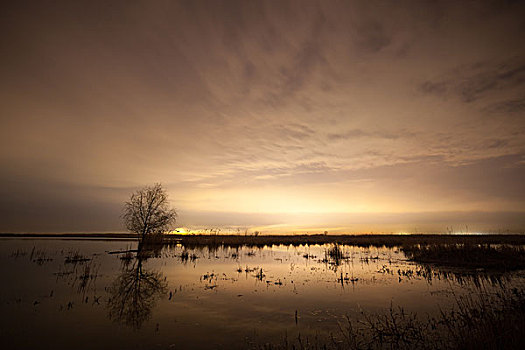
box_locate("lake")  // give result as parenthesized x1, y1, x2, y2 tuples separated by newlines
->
(0, 238, 522, 349)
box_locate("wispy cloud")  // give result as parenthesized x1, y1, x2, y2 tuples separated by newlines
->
(419, 59, 525, 102)
(1, 1, 525, 231)
(484, 96, 525, 114)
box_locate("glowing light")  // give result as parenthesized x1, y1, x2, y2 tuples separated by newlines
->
(170, 227, 190, 235)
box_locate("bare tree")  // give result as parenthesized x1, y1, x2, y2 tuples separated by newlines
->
(123, 183, 177, 242)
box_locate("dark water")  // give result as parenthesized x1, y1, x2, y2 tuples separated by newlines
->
(0, 238, 522, 349)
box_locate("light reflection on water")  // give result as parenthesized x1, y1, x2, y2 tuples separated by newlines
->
(0, 239, 522, 349)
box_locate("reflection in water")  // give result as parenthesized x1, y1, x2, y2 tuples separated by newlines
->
(322, 243, 348, 268)
(2, 240, 524, 350)
(107, 253, 167, 329)
(376, 263, 511, 288)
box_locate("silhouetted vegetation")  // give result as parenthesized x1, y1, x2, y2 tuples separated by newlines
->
(64, 250, 91, 264)
(161, 235, 525, 272)
(3, 232, 524, 249)
(377, 264, 511, 288)
(3, 236, 525, 349)
(259, 287, 525, 349)
(163, 234, 525, 249)
(401, 243, 525, 271)
(323, 244, 349, 266)
(122, 183, 177, 243)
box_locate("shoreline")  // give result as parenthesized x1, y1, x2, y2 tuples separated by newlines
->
(2, 232, 525, 246)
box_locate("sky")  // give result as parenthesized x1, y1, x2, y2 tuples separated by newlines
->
(1, 0, 525, 233)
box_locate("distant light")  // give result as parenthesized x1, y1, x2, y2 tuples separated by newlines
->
(170, 227, 189, 234)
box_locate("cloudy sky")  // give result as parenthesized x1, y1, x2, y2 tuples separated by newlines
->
(1, 1, 525, 233)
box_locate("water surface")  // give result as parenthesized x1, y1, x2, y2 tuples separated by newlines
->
(0, 238, 521, 349)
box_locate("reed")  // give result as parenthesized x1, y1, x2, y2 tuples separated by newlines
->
(163, 234, 525, 249)
(259, 287, 525, 349)
(402, 243, 525, 271)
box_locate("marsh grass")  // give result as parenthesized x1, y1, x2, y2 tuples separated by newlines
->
(74, 260, 100, 294)
(258, 287, 525, 349)
(64, 250, 91, 264)
(180, 250, 198, 263)
(9, 248, 27, 258)
(164, 234, 525, 249)
(165, 235, 525, 272)
(25, 247, 53, 265)
(326, 244, 346, 260)
(377, 264, 511, 288)
(437, 287, 525, 349)
(323, 244, 350, 267)
(402, 244, 525, 271)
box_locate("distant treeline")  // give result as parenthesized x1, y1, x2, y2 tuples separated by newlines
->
(2, 233, 525, 247)
(0, 233, 137, 239)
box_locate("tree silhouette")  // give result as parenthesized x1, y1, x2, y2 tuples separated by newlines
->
(122, 183, 177, 243)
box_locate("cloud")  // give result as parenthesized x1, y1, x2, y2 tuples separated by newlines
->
(327, 129, 411, 141)
(354, 21, 391, 53)
(1, 1, 525, 231)
(484, 96, 525, 114)
(276, 123, 317, 141)
(419, 59, 525, 102)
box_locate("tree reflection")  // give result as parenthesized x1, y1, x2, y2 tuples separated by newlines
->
(107, 251, 167, 330)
